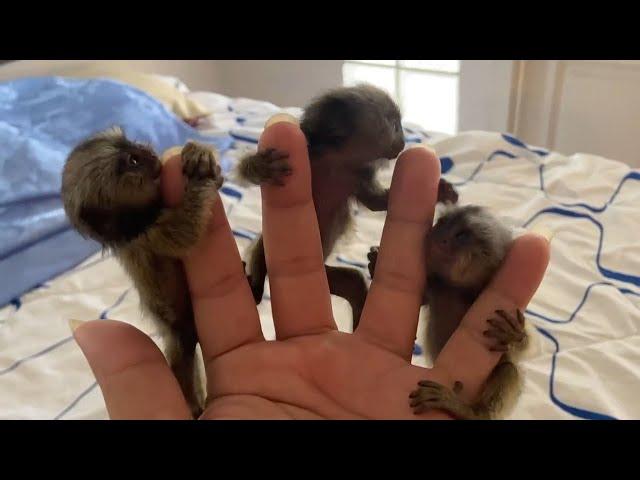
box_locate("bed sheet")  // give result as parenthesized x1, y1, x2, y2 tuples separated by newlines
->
(1, 90, 639, 420)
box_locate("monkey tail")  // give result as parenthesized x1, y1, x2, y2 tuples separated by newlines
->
(246, 236, 267, 304)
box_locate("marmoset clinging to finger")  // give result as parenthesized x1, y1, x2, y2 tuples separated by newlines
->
(368, 204, 531, 419)
(237, 84, 459, 329)
(61, 127, 223, 418)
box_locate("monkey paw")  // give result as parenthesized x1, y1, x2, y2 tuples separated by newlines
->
(367, 246, 379, 278)
(182, 141, 223, 187)
(409, 380, 473, 419)
(437, 179, 459, 205)
(483, 309, 527, 353)
(246, 148, 292, 186)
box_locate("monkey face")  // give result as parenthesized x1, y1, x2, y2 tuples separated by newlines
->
(113, 142, 162, 203)
(354, 86, 405, 162)
(427, 205, 508, 289)
(61, 127, 163, 246)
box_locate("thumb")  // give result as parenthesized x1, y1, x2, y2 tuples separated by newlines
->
(71, 319, 192, 419)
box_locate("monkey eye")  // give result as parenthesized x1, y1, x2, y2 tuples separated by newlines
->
(454, 229, 471, 243)
(126, 154, 140, 168)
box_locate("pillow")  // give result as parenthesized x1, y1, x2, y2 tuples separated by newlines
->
(62, 65, 211, 121)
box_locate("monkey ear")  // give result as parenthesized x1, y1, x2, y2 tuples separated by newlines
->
(302, 96, 354, 153)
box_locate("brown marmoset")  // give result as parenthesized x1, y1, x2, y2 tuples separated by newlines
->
(368, 204, 530, 419)
(237, 84, 459, 329)
(61, 127, 223, 418)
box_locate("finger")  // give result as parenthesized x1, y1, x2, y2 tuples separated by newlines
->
(161, 152, 186, 208)
(259, 115, 336, 339)
(161, 155, 264, 364)
(356, 145, 440, 359)
(71, 319, 191, 419)
(433, 233, 550, 401)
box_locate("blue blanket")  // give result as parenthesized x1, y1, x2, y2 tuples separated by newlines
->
(0, 77, 233, 306)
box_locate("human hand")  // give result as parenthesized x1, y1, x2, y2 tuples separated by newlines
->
(71, 115, 549, 419)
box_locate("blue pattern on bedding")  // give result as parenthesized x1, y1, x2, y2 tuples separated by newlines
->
(546, 169, 640, 213)
(0, 77, 233, 307)
(439, 156, 454, 174)
(536, 327, 617, 420)
(527, 281, 640, 324)
(523, 207, 640, 288)
(451, 150, 518, 186)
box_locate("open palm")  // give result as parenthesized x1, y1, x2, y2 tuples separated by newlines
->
(72, 117, 549, 420)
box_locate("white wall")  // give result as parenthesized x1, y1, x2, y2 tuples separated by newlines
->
(512, 60, 640, 165)
(215, 60, 344, 107)
(0, 60, 344, 108)
(458, 60, 516, 133)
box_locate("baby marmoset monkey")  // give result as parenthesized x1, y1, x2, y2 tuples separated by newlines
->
(61, 127, 223, 418)
(238, 84, 458, 328)
(369, 204, 530, 419)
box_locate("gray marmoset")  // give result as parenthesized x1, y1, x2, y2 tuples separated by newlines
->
(61, 127, 223, 418)
(237, 84, 459, 329)
(368, 204, 530, 419)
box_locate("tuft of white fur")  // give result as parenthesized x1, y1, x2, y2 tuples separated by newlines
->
(91, 125, 124, 140)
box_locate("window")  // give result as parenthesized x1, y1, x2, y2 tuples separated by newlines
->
(342, 60, 460, 134)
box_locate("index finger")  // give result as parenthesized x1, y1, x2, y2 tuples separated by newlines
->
(161, 154, 264, 363)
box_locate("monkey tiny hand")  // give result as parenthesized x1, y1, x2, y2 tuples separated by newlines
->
(437, 178, 459, 204)
(238, 148, 292, 186)
(409, 380, 478, 419)
(483, 309, 527, 353)
(182, 141, 224, 189)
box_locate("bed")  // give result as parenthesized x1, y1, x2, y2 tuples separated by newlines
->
(0, 69, 638, 420)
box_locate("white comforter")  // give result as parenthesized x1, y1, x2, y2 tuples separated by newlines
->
(1, 90, 638, 420)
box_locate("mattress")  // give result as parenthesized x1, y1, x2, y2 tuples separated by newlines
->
(0, 84, 638, 420)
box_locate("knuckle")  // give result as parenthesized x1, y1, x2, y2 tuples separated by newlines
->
(269, 254, 323, 278)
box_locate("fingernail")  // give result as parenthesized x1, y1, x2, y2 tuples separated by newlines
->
(68, 319, 86, 334)
(404, 143, 437, 155)
(265, 113, 299, 129)
(161, 146, 184, 163)
(529, 225, 555, 243)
